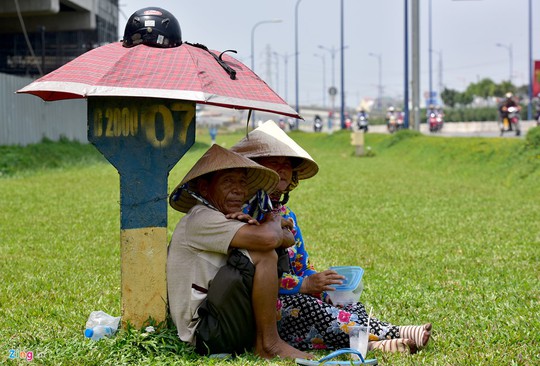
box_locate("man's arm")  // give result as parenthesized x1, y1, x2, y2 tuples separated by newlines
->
(230, 212, 294, 252)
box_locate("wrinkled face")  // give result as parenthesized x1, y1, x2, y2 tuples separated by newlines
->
(198, 168, 249, 214)
(254, 156, 293, 192)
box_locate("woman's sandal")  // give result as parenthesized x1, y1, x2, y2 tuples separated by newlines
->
(295, 348, 378, 365)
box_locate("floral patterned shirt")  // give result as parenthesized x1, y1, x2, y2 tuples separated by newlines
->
(242, 201, 318, 295)
(275, 204, 318, 295)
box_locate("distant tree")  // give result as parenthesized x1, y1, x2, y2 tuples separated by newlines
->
(441, 87, 458, 108)
(515, 84, 529, 99)
(494, 81, 515, 97)
(466, 78, 497, 99)
(456, 90, 474, 106)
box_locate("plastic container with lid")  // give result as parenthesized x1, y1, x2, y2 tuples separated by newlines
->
(326, 266, 364, 306)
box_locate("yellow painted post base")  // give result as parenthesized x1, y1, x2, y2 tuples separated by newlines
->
(120, 227, 168, 328)
(351, 131, 365, 156)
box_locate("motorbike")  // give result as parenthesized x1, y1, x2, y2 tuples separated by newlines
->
(313, 117, 323, 132)
(396, 113, 404, 131)
(357, 114, 369, 132)
(387, 114, 398, 133)
(288, 118, 296, 131)
(345, 117, 352, 130)
(428, 112, 443, 132)
(499, 106, 521, 136)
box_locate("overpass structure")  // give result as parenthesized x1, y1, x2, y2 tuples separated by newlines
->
(0, 0, 118, 76)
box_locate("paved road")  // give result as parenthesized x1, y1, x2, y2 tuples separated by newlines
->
(367, 121, 536, 139)
(304, 120, 537, 139)
(195, 105, 537, 138)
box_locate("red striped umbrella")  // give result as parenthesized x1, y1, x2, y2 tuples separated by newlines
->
(17, 42, 301, 119)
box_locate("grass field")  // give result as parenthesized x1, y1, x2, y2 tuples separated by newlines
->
(1, 128, 539, 365)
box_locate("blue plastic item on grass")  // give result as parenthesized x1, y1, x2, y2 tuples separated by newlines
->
(295, 347, 377, 365)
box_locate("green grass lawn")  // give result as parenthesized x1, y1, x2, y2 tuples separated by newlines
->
(1, 128, 539, 365)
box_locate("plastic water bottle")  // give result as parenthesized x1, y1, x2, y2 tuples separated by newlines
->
(84, 310, 120, 341)
(84, 325, 114, 341)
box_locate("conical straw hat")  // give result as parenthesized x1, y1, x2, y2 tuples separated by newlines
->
(169, 144, 279, 213)
(231, 120, 319, 180)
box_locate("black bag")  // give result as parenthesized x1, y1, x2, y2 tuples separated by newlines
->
(195, 249, 256, 355)
(276, 248, 291, 278)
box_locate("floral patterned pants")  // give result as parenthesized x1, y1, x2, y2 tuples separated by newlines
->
(277, 293, 399, 351)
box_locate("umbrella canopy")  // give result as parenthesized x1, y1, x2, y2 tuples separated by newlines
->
(17, 42, 301, 119)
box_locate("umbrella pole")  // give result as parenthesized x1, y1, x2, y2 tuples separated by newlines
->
(88, 97, 196, 328)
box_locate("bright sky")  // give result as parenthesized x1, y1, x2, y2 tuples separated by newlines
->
(118, 0, 538, 109)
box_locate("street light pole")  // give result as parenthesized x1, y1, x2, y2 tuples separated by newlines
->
(314, 53, 327, 108)
(275, 52, 295, 102)
(318, 45, 337, 88)
(428, 0, 433, 106)
(432, 49, 444, 96)
(368, 52, 382, 111)
(250, 19, 282, 128)
(527, 0, 533, 120)
(340, 0, 346, 129)
(251, 19, 282, 73)
(319, 45, 337, 116)
(496, 42, 513, 84)
(273, 52, 280, 95)
(411, 0, 420, 130)
(319, 45, 348, 119)
(294, 0, 302, 130)
(404, 0, 409, 128)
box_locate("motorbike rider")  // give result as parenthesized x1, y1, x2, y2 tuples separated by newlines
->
(313, 114, 323, 132)
(498, 92, 519, 131)
(357, 108, 369, 121)
(426, 104, 437, 119)
(396, 107, 405, 129)
(356, 108, 369, 129)
(436, 106, 444, 120)
(534, 93, 540, 125)
(386, 106, 396, 125)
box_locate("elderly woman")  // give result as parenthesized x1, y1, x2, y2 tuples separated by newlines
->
(231, 121, 432, 354)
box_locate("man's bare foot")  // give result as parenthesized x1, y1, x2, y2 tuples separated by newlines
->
(399, 323, 432, 349)
(255, 339, 314, 360)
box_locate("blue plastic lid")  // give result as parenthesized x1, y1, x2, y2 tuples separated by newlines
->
(329, 266, 364, 291)
(84, 328, 93, 338)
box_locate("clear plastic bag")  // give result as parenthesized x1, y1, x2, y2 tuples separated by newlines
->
(84, 311, 121, 340)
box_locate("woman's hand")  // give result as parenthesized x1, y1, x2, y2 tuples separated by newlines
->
(301, 270, 345, 294)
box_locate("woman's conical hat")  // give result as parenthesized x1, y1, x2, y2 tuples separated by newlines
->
(169, 144, 279, 213)
(231, 120, 319, 180)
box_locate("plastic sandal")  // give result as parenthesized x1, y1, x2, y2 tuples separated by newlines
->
(295, 348, 378, 365)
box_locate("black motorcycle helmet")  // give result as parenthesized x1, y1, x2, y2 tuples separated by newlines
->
(122, 7, 182, 48)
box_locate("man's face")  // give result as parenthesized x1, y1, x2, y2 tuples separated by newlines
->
(199, 168, 249, 214)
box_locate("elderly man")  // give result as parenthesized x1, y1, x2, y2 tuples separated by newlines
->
(167, 144, 312, 360)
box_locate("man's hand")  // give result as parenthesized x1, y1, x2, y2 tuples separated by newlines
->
(281, 217, 294, 231)
(279, 217, 295, 248)
(225, 212, 260, 225)
(301, 270, 345, 294)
